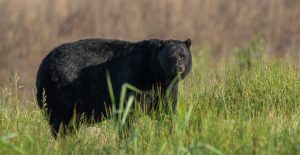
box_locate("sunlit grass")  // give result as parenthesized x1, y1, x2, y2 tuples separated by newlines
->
(1, 57, 300, 154)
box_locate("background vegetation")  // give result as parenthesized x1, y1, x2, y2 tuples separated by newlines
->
(1, 0, 300, 98)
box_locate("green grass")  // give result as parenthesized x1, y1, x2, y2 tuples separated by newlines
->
(1, 57, 300, 154)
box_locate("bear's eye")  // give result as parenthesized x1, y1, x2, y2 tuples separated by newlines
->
(180, 55, 186, 60)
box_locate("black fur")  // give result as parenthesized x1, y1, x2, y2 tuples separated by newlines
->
(36, 38, 192, 137)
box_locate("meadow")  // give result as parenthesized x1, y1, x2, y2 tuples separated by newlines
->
(1, 1, 300, 154)
(1, 45, 300, 154)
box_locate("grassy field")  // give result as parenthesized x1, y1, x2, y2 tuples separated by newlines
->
(1, 56, 300, 154)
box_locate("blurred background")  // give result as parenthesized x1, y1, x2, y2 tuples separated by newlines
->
(0, 0, 300, 98)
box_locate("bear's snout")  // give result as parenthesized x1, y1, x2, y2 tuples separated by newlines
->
(172, 62, 185, 74)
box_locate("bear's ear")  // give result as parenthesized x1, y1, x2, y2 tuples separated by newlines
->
(184, 38, 191, 49)
(158, 40, 166, 49)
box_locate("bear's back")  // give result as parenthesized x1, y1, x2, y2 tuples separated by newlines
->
(40, 39, 138, 84)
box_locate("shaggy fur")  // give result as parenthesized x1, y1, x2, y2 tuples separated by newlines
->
(36, 38, 192, 137)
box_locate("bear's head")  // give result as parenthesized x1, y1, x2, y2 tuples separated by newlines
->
(152, 39, 192, 82)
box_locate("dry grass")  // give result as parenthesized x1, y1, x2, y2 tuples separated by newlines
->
(1, 0, 300, 98)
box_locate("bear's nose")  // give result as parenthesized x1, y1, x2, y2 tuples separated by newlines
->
(178, 64, 183, 69)
(175, 64, 183, 72)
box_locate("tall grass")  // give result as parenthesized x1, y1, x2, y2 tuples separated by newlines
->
(1, 57, 300, 154)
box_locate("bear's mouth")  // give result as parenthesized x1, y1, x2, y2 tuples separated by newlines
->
(171, 67, 183, 75)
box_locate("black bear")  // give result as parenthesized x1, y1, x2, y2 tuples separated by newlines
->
(36, 38, 192, 138)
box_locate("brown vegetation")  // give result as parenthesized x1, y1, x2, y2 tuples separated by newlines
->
(0, 0, 299, 98)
